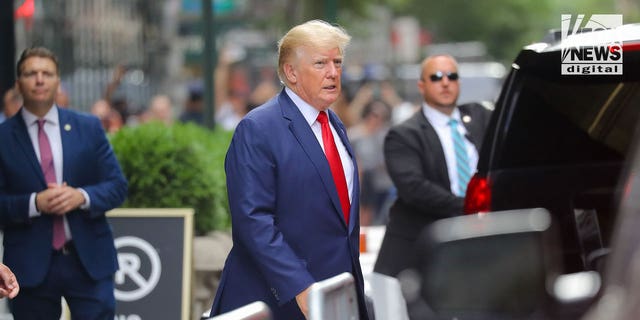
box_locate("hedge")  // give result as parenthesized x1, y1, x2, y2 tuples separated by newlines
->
(110, 122, 233, 235)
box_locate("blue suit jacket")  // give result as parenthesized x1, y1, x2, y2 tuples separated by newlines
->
(210, 90, 369, 319)
(0, 107, 127, 287)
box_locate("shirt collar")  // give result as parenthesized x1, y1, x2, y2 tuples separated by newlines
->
(422, 103, 462, 128)
(22, 105, 59, 127)
(285, 87, 323, 126)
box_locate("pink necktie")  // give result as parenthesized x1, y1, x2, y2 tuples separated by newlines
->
(317, 112, 350, 224)
(37, 119, 65, 249)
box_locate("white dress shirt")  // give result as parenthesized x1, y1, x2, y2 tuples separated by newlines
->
(285, 87, 355, 203)
(422, 103, 479, 195)
(21, 105, 90, 241)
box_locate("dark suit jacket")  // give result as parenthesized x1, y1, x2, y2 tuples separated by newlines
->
(374, 103, 491, 277)
(210, 90, 369, 320)
(0, 107, 127, 287)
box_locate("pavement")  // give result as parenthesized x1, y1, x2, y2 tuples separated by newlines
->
(360, 225, 386, 275)
(360, 225, 410, 320)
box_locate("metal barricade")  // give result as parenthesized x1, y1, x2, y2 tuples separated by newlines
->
(205, 301, 271, 320)
(308, 272, 359, 320)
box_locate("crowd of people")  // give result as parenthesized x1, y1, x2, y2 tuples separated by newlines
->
(0, 50, 415, 228)
(0, 42, 471, 259)
(0, 17, 491, 320)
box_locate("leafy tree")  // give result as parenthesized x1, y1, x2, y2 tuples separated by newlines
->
(386, 0, 554, 62)
(549, 0, 639, 26)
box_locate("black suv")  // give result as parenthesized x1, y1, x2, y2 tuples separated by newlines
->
(463, 23, 640, 273)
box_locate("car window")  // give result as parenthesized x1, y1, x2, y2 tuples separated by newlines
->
(497, 74, 640, 169)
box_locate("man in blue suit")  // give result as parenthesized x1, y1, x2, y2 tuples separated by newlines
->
(209, 20, 369, 319)
(0, 47, 127, 319)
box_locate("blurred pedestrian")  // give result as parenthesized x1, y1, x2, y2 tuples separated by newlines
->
(209, 20, 370, 320)
(247, 66, 279, 111)
(90, 99, 123, 134)
(55, 85, 69, 108)
(104, 64, 130, 124)
(374, 54, 492, 277)
(90, 99, 111, 129)
(348, 99, 394, 226)
(378, 80, 417, 125)
(0, 46, 128, 319)
(1, 87, 22, 123)
(214, 49, 250, 130)
(178, 81, 205, 126)
(144, 94, 174, 125)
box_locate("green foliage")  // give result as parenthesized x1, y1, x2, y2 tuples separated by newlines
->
(550, 1, 639, 26)
(390, 0, 555, 63)
(385, 0, 639, 63)
(110, 122, 233, 235)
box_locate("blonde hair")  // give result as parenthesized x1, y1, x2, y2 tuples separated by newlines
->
(277, 20, 351, 84)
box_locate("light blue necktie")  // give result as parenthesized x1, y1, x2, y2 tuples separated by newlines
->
(449, 119, 471, 196)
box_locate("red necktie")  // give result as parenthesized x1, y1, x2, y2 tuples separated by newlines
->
(37, 119, 66, 249)
(317, 111, 350, 224)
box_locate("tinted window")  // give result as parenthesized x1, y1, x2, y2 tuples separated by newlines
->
(497, 74, 640, 168)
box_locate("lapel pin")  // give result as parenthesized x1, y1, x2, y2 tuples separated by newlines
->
(462, 115, 471, 123)
(64, 124, 71, 131)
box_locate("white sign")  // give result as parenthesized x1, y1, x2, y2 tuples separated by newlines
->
(114, 236, 162, 302)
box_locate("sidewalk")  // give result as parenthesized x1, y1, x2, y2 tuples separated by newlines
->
(360, 225, 410, 320)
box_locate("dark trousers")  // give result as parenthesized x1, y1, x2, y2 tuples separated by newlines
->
(9, 244, 115, 320)
(374, 232, 419, 278)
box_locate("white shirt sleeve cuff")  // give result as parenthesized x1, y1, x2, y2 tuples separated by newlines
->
(78, 188, 91, 210)
(29, 193, 41, 218)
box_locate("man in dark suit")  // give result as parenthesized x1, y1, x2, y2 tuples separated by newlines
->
(374, 54, 491, 278)
(209, 20, 369, 320)
(0, 47, 127, 319)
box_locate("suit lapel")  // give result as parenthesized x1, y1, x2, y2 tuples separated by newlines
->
(11, 111, 46, 185)
(416, 111, 451, 188)
(58, 109, 72, 183)
(279, 92, 349, 228)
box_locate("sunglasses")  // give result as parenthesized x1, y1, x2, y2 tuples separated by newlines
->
(428, 71, 459, 82)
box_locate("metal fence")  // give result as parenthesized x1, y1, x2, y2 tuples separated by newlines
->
(308, 272, 359, 320)
(16, 0, 166, 112)
(205, 301, 271, 320)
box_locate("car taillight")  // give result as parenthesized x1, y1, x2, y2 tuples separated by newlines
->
(463, 174, 491, 214)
